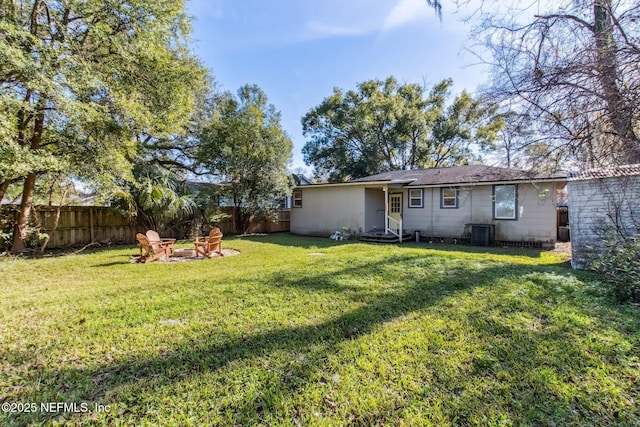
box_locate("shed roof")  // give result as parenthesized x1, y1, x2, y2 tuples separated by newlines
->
(567, 164, 640, 181)
(352, 165, 565, 186)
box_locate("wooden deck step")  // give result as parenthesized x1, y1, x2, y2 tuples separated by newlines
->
(359, 232, 412, 243)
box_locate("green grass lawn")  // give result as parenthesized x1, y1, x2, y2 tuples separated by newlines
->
(1, 234, 638, 426)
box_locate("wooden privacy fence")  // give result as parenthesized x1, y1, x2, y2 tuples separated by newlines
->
(212, 207, 291, 235)
(18, 206, 136, 248)
(1, 205, 291, 249)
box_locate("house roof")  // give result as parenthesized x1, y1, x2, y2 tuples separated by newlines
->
(351, 165, 565, 187)
(292, 174, 314, 186)
(567, 163, 640, 181)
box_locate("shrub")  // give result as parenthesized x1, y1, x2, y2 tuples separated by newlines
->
(0, 206, 50, 252)
(591, 235, 640, 303)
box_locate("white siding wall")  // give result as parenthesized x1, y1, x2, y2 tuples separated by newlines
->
(364, 188, 385, 231)
(403, 188, 472, 237)
(290, 182, 561, 243)
(290, 186, 365, 237)
(496, 183, 558, 242)
(402, 183, 559, 242)
(569, 175, 640, 269)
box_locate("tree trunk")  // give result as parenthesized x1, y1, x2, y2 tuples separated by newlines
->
(234, 207, 250, 235)
(593, 0, 640, 163)
(40, 187, 68, 253)
(11, 172, 36, 252)
(11, 98, 45, 253)
(0, 180, 10, 203)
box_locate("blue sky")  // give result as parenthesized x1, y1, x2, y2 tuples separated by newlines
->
(185, 0, 488, 173)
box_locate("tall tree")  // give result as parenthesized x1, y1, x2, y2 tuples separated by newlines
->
(302, 77, 502, 182)
(137, 77, 217, 176)
(430, 87, 503, 167)
(493, 111, 531, 169)
(198, 85, 293, 234)
(0, 0, 207, 252)
(466, 0, 640, 167)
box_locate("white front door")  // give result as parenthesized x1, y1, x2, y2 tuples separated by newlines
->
(388, 193, 402, 229)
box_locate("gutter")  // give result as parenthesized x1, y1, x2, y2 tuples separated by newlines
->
(294, 176, 566, 190)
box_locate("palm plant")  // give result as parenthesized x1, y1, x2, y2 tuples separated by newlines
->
(115, 164, 195, 235)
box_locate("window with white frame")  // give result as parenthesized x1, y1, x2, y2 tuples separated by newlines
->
(408, 189, 423, 208)
(293, 190, 303, 208)
(494, 184, 517, 219)
(440, 187, 458, 208)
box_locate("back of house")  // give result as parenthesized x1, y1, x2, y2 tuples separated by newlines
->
(291, 165, 567, 246)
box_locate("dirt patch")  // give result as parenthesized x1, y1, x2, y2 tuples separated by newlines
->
(550, 242, 571, 255)
(131, 248, 240, 263)
(170, 248, 240, 262)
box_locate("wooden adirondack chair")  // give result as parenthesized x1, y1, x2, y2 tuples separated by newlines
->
(194, 228, 224, 259)
(145, 230, 176, 256)
(136, 233, 170, 263)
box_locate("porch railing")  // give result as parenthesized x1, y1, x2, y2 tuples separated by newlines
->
(386, 215, 403, 243)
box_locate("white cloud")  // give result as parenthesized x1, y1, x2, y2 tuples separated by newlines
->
(383, 0, 433, 31)
(304, 21, 371, 39)
(302, 0, 436, 41)
(298, 0, 386, 41)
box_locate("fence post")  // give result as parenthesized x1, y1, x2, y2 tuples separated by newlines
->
(89, 207, 95, 243)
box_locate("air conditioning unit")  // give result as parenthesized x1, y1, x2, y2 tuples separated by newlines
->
(470, 224, 495, 246)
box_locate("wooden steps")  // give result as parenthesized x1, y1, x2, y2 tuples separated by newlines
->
(359, 231, 413, 243)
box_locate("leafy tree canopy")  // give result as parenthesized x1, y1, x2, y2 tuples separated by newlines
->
(302, 76, 502, 182)
(1, 0, 208, 251)
(197, 84, 293, 234)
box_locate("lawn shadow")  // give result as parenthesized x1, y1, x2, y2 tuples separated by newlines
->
(412, 241, 570, 259)
(239, 233, 354, 249)
(2, 246, 125, 262)
(7, 253, 485, 423)
(5, 252, 635, 425)
(90, 260, 133, 267)
(242, 233, 570, 261)
(455, 296, 639, 426)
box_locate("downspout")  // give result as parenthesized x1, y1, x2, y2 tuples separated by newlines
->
(469, 188, 473, 223)
(430, 188, 434, 237)
(399, 195, 403, 243)
(384, 186, 389, 234)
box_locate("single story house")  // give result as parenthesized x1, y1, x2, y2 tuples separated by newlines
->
(567, 164, 640, 269)
(290, 165, 567, 245)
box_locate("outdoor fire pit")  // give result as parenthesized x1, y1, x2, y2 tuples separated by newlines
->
(172, 248, 197, 258)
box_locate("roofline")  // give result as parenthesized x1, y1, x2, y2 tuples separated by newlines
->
(294, 176, 566, 190)
(406, 176, 567, 188)
(567, 164, 640, 181)
(293, 180, 393, 189)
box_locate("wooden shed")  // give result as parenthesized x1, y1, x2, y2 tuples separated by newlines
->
(567, 164, 640, 269)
